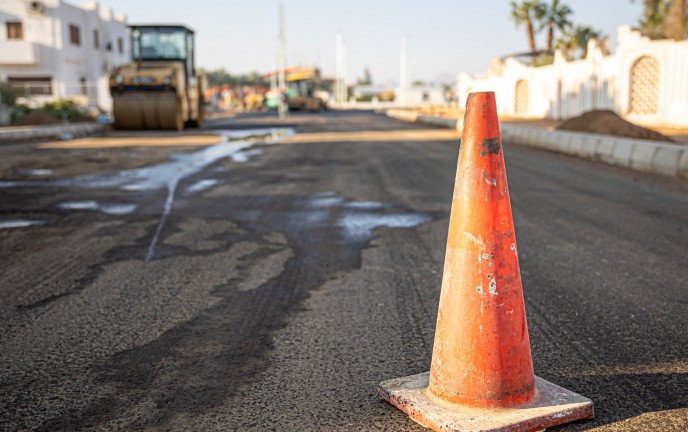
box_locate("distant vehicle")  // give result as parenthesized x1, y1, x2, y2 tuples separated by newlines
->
(264, 90, 281, 110)
(263, 68, 327, 112)
(352, 85, 395, 102)
(109, 25, 205, 130)
(285, 68, 327, 111)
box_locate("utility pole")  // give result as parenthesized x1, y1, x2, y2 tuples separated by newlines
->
(278, 3, 287, 119)
(335, 31, 348, 106)
(335, 32, 342, 106)
(399, 36, 408, 106)
(342, 41, 348, 105)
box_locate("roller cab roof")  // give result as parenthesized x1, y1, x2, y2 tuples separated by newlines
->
(128, 25, 195, 34)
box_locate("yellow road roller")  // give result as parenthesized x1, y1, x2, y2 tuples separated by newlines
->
(285, 68, 327, 112)
(110, 25, 205, 130)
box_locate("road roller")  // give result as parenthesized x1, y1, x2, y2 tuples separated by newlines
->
(110, 25, 205, 130)
(285, 68, 327, 111)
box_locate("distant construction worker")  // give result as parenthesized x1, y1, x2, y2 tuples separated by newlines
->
(278, 89, 289, 119)
(221, 89, 231, 110)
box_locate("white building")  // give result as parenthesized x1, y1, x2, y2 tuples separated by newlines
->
(458, 26, 688, 128)
(0, 0, 129, 112)
(395, 85, 446, 106)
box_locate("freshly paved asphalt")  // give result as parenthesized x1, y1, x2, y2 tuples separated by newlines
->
(1, 111, 687, 431)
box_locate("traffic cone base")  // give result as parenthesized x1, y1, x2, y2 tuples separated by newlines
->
(378, 372, 593, 432)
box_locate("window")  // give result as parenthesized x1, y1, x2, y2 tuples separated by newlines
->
(69, 24, 80, 46)
(80, 77, 87, 96)
(7, 22, 23, 40)
(629, 55, 659, 115)
(117, 37, 123, 54)
(515, 79, 529, 113)
(7, 77, 52, 96)
(93, 29, 99, 49)
(131, 27, 188, 60)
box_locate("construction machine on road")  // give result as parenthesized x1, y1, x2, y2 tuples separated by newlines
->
(264, 67, 328, 112)
(285, 68, 327, 111)
(110, 25, 205, 130)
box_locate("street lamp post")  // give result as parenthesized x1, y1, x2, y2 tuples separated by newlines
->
(278, 3, 287, 119)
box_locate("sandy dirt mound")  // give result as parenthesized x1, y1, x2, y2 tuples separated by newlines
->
(556, 110, 673, 142)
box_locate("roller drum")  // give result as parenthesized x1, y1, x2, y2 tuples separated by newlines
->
(112, 92, 183, 131)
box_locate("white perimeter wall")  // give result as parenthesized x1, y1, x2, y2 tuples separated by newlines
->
(458, 26, 688, 128)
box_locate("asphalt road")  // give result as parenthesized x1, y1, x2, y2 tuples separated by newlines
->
(1, 111, 687, 431)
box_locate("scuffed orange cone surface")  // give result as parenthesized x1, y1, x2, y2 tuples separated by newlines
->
(377, 91, 593, 432)
(429, 92, 535, 407)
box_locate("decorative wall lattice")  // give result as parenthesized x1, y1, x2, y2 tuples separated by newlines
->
(515, 79, 529, 113)
(629, 56, 659, 115)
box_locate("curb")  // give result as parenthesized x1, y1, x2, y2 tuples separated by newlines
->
(386, 110, 687, 180)
(386, 109, 419, 123)
(417, 115, 460, 129)
(387, 109, 461, 130)
(500, 125, 687, 180)
(0, 123, 106, 143)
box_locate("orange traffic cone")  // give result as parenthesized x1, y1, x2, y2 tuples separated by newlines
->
(378, 92, 594, 432)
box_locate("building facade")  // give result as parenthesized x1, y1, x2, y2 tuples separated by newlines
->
(0, 0, 129, 112)
(457, 26, 688, 128)
(395, 85, 446, 106)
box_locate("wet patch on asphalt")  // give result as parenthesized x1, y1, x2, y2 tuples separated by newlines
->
(32, 189, 436, 430)
(16, 169, 53, 176)
(184, 179, 219, 194)
(0, 219, 46, 229)
(57, 201, 137, 215)
(1, 123, 439, 430)
(230, 148, 263, 163)
(0, 128, 293, 261)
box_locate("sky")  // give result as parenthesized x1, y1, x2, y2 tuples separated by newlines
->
(99, 0, 644, 85)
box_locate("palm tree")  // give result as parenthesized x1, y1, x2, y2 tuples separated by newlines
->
(555, 25, 604, 59)
(663, 0, 686, 39)
(636, 0, 668, 38)
(642, 0, 662, 21)
(576, 26, 604, 57)
(536, 0, 573, 51)
(510, 0, 543, 52)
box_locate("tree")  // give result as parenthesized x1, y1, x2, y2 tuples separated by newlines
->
(632, 0, 687, 39)
(575, 26, 604, 57)
(663, 0, 686, 39)
(536, 0, 573, 51)
(556, 25, 605, 59)
(637, 0, 668, 38)
(357, 67, 372, 86)
(204, 68, 232, 88)
(510, 0, 543, 52)
(0, 81, 20, 107)
(202, 68, 271, 88)
(640, 0, 662, 22)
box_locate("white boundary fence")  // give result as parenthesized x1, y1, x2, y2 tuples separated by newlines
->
(457, 26, 688, 129)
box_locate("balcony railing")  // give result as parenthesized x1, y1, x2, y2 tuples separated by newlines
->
(0, 41, 39, 65)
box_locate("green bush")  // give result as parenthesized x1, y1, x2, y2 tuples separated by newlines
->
(0, 81, 20, 107)
(10, 104, 31, 124)
(39, 100, 83, 121)
(10, 100, 93, 125)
